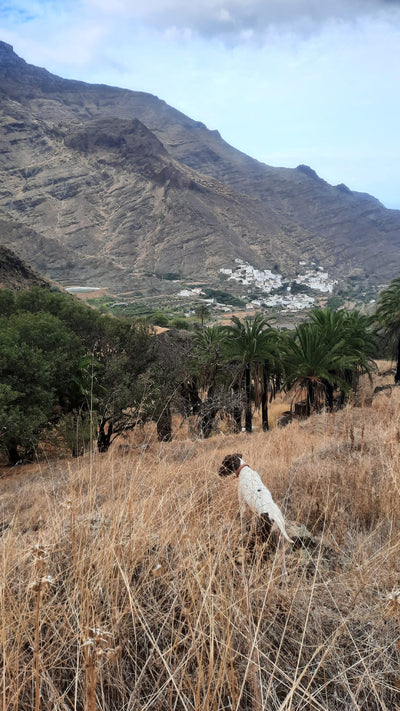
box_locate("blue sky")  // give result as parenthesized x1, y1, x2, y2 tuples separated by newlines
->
(1, 0, 400, 208)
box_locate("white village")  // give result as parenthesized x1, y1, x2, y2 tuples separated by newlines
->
(178, 258, 338, 312)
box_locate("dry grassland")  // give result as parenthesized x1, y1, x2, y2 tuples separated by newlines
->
(1, 373, 400, 709)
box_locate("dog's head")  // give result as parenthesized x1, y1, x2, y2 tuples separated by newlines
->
(218, 453, 242, 477)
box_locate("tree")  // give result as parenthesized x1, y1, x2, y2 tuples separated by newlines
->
(195, 304, 211, 327)
(0, 286, 156, 457)
(144, 329, 194, 443)
(93, 318, 155, 452)
(0, 311, 84, 464)
(338, 310, 377, 398)
(283, 322, 347, 416)
(225, 314, 278, 433)
(375, 278, 400, 382)
(0, 288, 16, 317)
(150, 312, 169, 328)
(191, 325, 231, 437)
(283, 308, 376, 415)
(15, 286, 102, 352)
(309, 307, 376, 402)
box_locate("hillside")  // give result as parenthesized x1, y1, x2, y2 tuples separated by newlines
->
(2, 378, 400, 709)
(0, 243, 51, 290)
(1, 40, 400, 304)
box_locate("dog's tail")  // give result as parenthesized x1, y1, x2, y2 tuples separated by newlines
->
(264, 501, 293, 543)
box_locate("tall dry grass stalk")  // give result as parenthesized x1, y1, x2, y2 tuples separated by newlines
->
(1, 377, 400, 709)
(30, 544, 50, 711)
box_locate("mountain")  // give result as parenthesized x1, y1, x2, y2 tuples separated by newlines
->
(1, 40, 399, 303)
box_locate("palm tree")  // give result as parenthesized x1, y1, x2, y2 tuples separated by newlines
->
(283, 322, 349, 415)
(194, 304, 211, 327)
(339, 310, 377, 397)
(225, 314, 279, 432)
(375, 278, 400, 382)
(260, 331, 285, 430)
(308, 307, 376, 407)
(283, 309, 376, 414)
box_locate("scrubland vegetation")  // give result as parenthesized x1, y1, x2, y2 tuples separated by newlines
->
(2, 277, 400, 709)
(0, 285, 382, 464)
(2, 379, 400, 710)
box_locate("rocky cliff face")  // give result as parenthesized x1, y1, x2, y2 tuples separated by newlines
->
(0, 40, 399, 297)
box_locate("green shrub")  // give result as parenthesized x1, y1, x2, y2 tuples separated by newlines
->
(170, 317, 190, 330)
(149, 312, 170, 327)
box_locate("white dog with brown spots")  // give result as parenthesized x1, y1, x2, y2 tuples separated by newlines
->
(219, 453, 292, 543)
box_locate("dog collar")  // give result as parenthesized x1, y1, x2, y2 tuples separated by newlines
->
(235, 463, 248, 477)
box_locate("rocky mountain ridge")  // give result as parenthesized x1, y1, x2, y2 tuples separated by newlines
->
(1, 40, 399, 302)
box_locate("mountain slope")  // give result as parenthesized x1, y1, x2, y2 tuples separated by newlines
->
(0, 243, 51, 290)
(0, 40, 399, 298)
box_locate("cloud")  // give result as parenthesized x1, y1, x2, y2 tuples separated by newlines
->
(85, 0, 400, 38)
(4, 0, 400, 47)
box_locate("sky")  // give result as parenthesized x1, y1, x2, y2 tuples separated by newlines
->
(1, 0, 400, 209)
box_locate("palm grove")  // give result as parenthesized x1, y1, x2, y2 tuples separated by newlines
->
(0, 280, 398, 465)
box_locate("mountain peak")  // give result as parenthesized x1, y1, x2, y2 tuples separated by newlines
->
(295, 164, 323, 182)
(0, 40, 79, 90)
(0, 40, 13, 53)
(0, 40, 23, 67)
(0, 40, 42, 83)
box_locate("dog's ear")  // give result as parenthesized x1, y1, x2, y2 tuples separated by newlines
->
(218, 460, 231, 477)
(218, 453, 242, 477)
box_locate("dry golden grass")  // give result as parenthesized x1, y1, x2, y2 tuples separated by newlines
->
(2, 376, 400, 709)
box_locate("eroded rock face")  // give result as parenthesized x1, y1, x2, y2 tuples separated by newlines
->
(1, 41, 400, 296)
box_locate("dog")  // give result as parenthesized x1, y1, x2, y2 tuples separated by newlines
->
(219, 453, 292, 543)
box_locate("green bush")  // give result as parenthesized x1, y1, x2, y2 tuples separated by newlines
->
(149, 312, 170, 327)
(170, 317, 190, 330)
